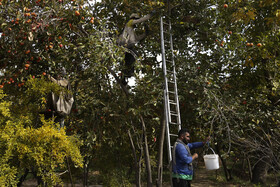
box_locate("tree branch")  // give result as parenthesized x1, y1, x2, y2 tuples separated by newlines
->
(107, 66, 130, 97)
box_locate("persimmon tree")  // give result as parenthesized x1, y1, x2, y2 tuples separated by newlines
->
(0, 85, 83, 186)
(0, 0, 124, 185)
(1, 0, 280, 186)
(78, 0, 280, 185)
(83, 0, 166, 186)
(1, 0, 161, 185)
(173, 0, 280, 184)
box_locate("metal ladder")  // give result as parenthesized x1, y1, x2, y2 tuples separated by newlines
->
(160, 16, 181, 163)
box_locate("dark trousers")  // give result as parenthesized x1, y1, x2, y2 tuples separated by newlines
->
(121, 47, 138, 85)
(172, 178, 191, 187)
(124, 51, 135, 77)
(123, 47, 138, 77)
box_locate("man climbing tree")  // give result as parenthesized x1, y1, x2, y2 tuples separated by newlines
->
(117, 11, 156, 85)
(47, 68, 74, 128)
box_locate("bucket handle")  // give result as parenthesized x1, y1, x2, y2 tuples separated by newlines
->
(204, 146, 216, 156)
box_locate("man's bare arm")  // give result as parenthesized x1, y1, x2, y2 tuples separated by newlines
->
(132, 14, 152, 25)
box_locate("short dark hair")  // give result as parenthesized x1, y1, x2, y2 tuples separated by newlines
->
(178, 128, 189, 138)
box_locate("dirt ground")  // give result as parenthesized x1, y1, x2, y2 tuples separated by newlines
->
(22, 169, 235, 187)
(22, 179, 103, 187)
(21, 164, 239, 187)
(192, 165, 236, 187)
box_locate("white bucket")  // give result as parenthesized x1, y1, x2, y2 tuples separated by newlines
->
(203, 147, 219, 170)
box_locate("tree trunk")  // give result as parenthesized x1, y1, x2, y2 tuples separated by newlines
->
(247, 157, 252, 181)
(83, 156, 89, 187)
(215, 142, 232, 181)
(107, 66, 130, 97)
(66, 157, 74, 187)
(251, 158, 269, 184)
(17, 168, 29, 187)
(128, 129, 142, 187)
(140, 115, 153, 187)
(156, 115, 166, 187)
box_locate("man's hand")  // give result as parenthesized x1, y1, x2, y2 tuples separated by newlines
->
(203, 136, 211, 144)
(192, 153, 198, 160)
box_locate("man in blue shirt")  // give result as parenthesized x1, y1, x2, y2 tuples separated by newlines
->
(172, 128, 209, 187)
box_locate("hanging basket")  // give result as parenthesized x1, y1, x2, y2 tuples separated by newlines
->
(203, 147, 219, 170)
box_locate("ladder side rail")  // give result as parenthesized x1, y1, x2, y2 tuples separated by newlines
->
(165, 98, 172, 163)
(165, 19, 176, 125)
(168, 19, 181, 130)
(160, 17, 172, 163)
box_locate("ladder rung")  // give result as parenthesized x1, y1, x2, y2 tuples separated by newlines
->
(168, 91, 175, 94)
(170, 121, 179, 125)
(167, 74, 176, 78)
(170, 133, 177, 137)
(167, 76, 175, 81)
(167, 77, 176, 81)
(170, 109, 178, 114)
(164, 41, 171, 44)
(168, 92, 175, 96)
(166, 68, 175, 71)
(170, 122, 180, 125)
(166, 75, 175, 79)
(169, 102, 177, 105)
(168, 80, 175, 83)
(164, 33, 172, 38)
(166, 71, 175, 75)
(170, 112, 178, 116)
(163, 30, 170, 34)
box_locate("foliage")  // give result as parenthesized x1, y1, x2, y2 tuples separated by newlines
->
(1, 0, 280, 186)
(173, 0, 280, 182)
(0, 89, 82, 186)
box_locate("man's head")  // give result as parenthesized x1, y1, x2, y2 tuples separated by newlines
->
(130, 13, 140, 20)
(56, 67, 66, 80)
(178, 128, 190, 144)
